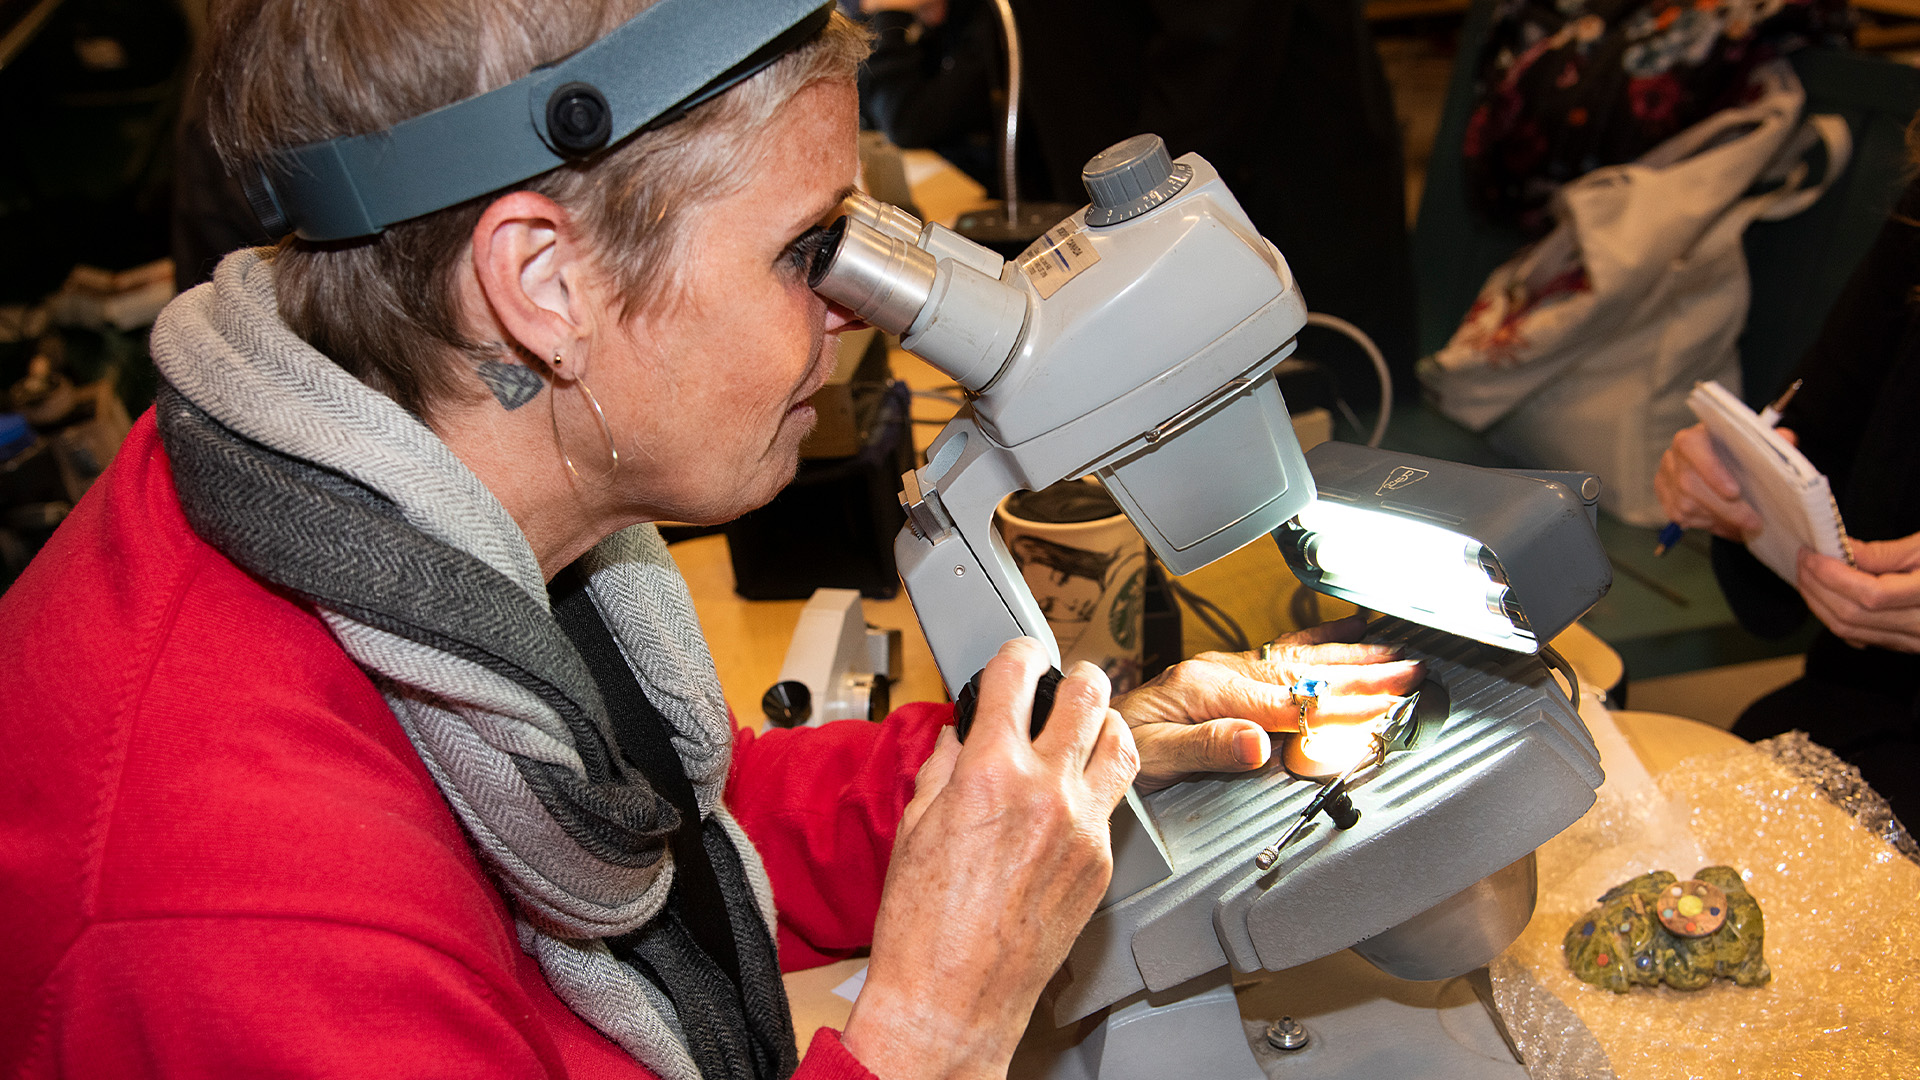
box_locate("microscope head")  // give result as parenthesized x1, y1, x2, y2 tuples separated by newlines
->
(813, 135, 1315, 576)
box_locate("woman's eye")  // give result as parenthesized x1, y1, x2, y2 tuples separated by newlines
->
(782, 225, 830, 275)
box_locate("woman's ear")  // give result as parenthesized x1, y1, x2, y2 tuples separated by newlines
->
(471, 191, 595, 368)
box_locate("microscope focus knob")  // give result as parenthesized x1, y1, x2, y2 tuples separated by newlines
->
(761, 680, 812, 728)
(951, 666, 1064, 742)
(1082, 134, 1193, 227)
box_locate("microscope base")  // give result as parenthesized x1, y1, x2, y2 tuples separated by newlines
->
(1010, 955, 1529, 1080)
(1011, 969, 1261, 1080)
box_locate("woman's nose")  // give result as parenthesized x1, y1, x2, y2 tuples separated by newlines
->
(822, 299, 868, 335)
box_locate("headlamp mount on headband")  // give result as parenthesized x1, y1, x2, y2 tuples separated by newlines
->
(242, 0, 834, 242)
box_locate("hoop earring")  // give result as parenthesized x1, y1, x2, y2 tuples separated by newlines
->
(548, 352, 621, 481)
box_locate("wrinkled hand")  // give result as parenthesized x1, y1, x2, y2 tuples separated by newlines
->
(844, 640, 1137, 1080)
(1114, 614, 1424, 792)
(1796, 532, 1920, 653)
(1654, 422, 1798, 541)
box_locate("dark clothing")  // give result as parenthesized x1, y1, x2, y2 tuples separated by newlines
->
(1010, 0, 1415, 406)
(170, 90, 274, 292)
(1463, 0, 1853, 233)
(1712, 181, 1920, 825)
(856, 0, 1417, 404)
(859, 4, 1008, 194)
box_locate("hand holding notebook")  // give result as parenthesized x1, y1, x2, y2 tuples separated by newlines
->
(1685, 380, 1854, 584)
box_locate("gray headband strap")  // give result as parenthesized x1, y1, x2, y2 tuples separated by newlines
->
(245, 0, 833, 242)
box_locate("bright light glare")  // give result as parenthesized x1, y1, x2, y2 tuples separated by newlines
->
(1297, 725, 1380, 772)
(1294, 501, 1535, 651)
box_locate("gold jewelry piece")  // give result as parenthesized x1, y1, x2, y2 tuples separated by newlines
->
(549, 352, 620, 481)
(1287, 677, 1327, 740)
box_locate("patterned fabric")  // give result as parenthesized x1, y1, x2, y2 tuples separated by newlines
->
(1464, 0, 1852, 231)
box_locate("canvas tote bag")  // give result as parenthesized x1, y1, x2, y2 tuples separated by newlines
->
(1419, 59, 1850, 525)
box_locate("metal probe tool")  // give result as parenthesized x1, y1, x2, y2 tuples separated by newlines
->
(1253, 693, 1422, 871)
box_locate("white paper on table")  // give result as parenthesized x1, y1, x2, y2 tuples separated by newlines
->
(831, 965, 867, 1003)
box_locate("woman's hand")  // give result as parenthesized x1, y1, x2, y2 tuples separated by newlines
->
(1115, 614, 1424, 792)
(844, 640, 1137, 1080)
(1654, 422, 1798, 541)
(1796, 533, 1920, 652)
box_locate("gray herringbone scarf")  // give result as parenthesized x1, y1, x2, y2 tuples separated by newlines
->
(150, 249, 793, 1080)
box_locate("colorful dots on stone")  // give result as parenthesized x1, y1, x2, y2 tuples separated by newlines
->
(1659, 879, 1730, 937)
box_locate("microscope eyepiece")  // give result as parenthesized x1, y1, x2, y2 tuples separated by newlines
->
(807, 195, 1028, 391)
(805, 217, 848, 291)
(807, 213, 939, 336)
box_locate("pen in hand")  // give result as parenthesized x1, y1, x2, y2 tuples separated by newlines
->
(1755, 378, 1802, 428)
(1653, 521, 1684, 558)
(1653, 379, 1802, 557)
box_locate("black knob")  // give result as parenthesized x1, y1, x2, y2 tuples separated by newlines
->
(952, 666, 1063, 743)
(546, 82, 611, 156)
(1324, 783, 1361, 831)
(762, 680, 812, 728)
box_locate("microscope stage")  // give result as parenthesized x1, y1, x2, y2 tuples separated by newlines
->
(1047, 620, 1603, 1026)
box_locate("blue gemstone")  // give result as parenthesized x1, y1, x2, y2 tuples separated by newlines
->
(1635, 955, 1654, 970)
(1582, 921, 1595, 937)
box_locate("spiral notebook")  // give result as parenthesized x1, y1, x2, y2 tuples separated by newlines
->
(1686, 380, 1854, 583)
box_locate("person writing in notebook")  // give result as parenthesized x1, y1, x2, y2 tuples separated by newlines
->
(1654, 160, 1920, 825)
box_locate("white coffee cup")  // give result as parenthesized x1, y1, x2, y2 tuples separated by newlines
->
(994, 479, 1147, 692)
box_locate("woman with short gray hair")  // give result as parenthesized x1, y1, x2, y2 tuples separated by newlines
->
(0, 1, 1421, 1076)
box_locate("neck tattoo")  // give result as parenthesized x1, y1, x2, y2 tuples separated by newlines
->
(478, 358, 545, 411)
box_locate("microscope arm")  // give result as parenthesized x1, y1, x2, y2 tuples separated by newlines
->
(894, 412, 1059, 696)
(895, 411, 1178, 905)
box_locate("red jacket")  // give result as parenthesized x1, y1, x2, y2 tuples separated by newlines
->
(0, 413, 947, 1078)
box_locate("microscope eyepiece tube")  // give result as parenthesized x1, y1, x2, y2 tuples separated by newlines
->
(841, 190, 925, 243)
(809, 216, 938, 335)
(811, 209, 1029, 392)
